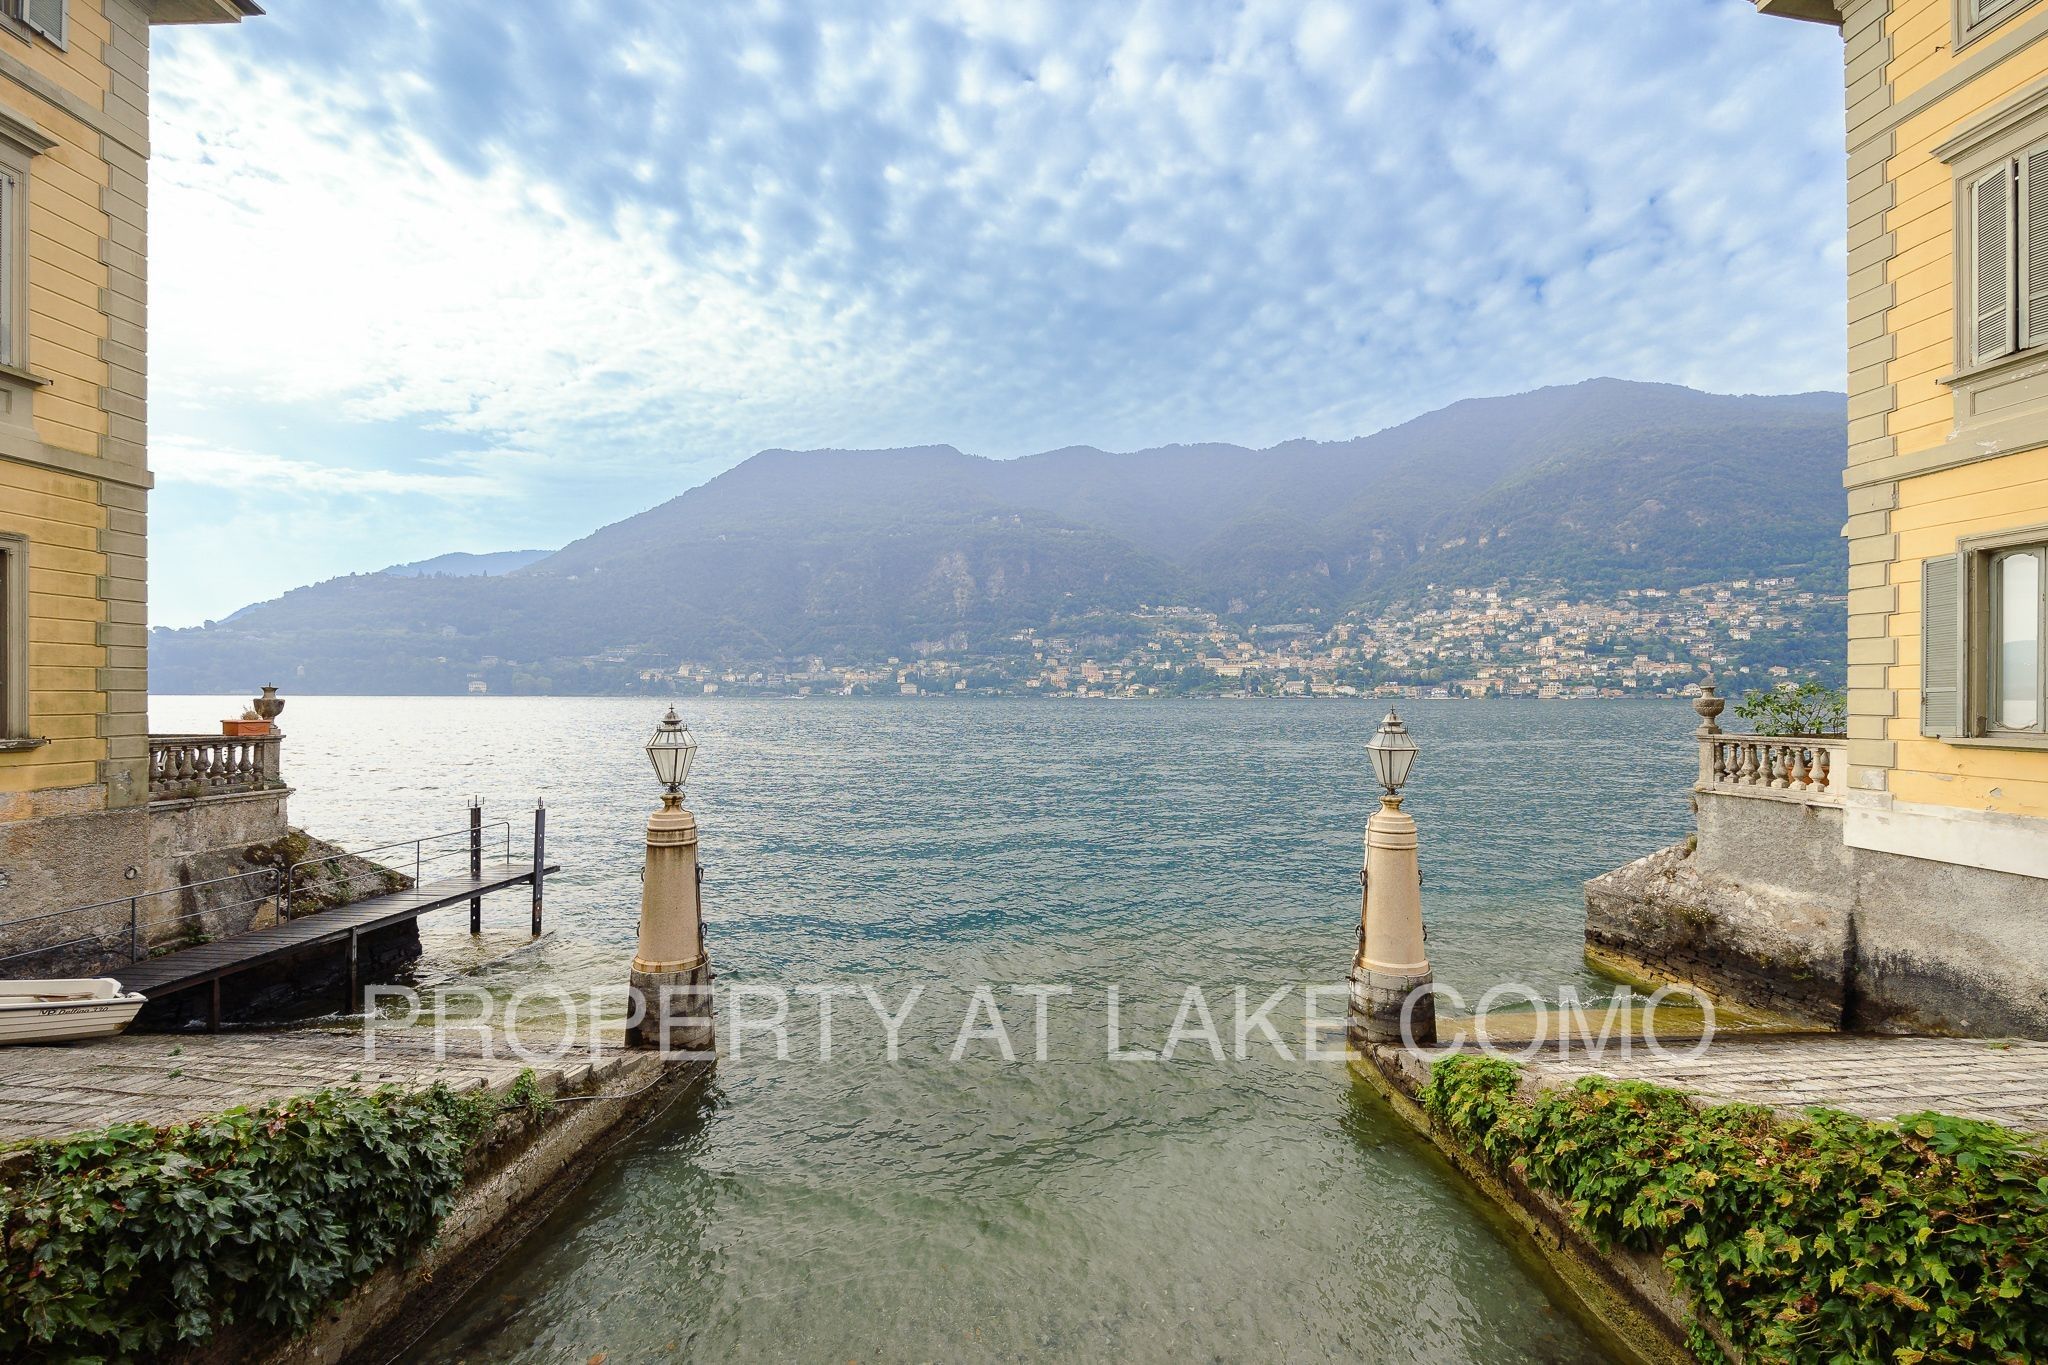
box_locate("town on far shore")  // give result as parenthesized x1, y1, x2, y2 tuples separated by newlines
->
(528, 573, 1840, 701)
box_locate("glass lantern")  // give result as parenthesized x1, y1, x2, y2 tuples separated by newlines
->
(645, 706, 698, 796)
(1366, 709, 1418, 797)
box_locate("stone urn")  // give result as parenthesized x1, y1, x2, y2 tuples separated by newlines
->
(252, 685, 286, 725)
(1692, 674, 1725, 736)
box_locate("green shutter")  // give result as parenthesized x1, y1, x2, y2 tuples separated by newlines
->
(1973, 163, 2016, 366)
(1922, 553, 1964, 737)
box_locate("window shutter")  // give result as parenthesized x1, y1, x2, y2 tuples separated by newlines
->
(0, 171, 14, 369)
(1972, 163, 2016, 366)
(22, 0, 62, 46)
(1921, 553, 1964, 737)
(2020, 147, 2048, 351)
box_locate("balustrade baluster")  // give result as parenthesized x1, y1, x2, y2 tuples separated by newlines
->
(1789, 746, 1810, 789)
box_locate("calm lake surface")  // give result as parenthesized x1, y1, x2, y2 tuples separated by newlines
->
(153, 696, 1697, 1363)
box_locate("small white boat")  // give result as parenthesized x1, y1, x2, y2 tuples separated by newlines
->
(0, 978, 146, 1044)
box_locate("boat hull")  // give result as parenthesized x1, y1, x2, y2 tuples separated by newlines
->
(0, 994, 146, 1044)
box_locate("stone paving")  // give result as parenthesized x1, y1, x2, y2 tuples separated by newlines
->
(1519, 1034, 2048, 1133)
(0, 1030, 635, 1145)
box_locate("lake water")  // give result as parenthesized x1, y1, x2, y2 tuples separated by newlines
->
(153, 696, 1698, 1363)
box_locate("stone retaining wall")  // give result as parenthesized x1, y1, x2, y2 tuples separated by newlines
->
(1587, 790, 2048, 1037)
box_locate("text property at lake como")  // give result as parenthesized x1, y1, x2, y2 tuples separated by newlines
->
(148, 695, 1693, 1363)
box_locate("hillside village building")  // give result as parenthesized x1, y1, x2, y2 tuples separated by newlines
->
(1592, 0, 2048, 1036)
(0, 1, 275, 955)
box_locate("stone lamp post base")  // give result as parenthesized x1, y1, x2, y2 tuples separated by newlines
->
(1348, 794, 1437, 1049)
(628, 956, 715, 1055)
(1348, 966, 1436, 1048)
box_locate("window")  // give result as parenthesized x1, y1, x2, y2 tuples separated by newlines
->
(1964, 141, 2048, 367)
(1992, 547, 2044, 730)
(1958, 0, 2040, 49)
(0, 167, 17, 369)
(0, 1, 64, 47)
(0, 111, 46, 383)
(1922, 534, 2048, 740)
(0, 533, 28, 745)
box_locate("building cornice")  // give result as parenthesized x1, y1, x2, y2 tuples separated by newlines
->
(0, 104, 54, 158)
(1930, 80, 2048, 161)
(1754, 0, 1845, 26)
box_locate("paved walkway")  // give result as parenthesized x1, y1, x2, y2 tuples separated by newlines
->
(1520, 1034, 2048, 1134)
(0, 1030, 636, 1145)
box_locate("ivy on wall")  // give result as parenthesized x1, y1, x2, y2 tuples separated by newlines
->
(1421, 1055, 2048, 1364)
(0, 1078, 547, 1363)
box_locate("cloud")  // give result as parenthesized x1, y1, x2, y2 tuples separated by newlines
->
(153, 436, 507, 501)
(147, 0, 1845, 624)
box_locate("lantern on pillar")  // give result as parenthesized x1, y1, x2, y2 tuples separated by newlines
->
(629, 707, 713, 1056)
(645, 706, 698, 801)
(1351, 707, 1435, 1048)
(1365, 709, 1419, 801)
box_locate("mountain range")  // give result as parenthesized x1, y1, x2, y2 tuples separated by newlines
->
(379, 549, 553, 579)
(152, 378, 1849, 694)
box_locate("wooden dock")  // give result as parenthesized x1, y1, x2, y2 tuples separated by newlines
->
(117, 858, 558, 1027)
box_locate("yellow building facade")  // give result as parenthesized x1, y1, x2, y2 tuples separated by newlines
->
(1585, 1, 2048, 1040)
(0, 0, 257, 913)
(1765, 0, 2048, 885)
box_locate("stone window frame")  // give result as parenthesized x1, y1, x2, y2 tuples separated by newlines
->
(0, 107, 53, 417)
(0, 530, 34, 748)
(1957, 0, 2045, 51)
(1933, 85, 2048, 448)
(1957, 522, 2048, 748)
(0, 137, 27, 373)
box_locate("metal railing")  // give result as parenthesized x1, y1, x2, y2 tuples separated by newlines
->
(0, 807, 547, 976)
(0, 866, 283, 970)
(280, 821, 510, 920)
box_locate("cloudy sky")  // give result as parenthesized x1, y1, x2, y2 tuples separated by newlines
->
(148, 0, 1844, 627)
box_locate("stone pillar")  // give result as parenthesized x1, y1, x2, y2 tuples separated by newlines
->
(1348, 795, 1435, 1047)
(627, 795, 714, 1054)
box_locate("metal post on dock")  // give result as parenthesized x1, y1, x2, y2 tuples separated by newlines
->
(345, 928, 359, 1015)
(531, 799, 546, 937)
(469, 796, 484, 933)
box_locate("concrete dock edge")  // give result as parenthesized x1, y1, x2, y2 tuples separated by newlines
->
(1349, 1043, 1715, 1365)
(193, 1055, 711, 1365)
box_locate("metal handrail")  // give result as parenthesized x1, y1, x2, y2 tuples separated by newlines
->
(2, 811, 538, 972)
(0, 867, 285, 968)
(281, 821, 511, 921)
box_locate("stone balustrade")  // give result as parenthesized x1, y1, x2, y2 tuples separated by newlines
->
(147, 733, 284, 803)
(1697, 732, 1848, 805)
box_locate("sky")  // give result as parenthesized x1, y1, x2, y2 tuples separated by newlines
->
(147, 0, 1846, 628)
